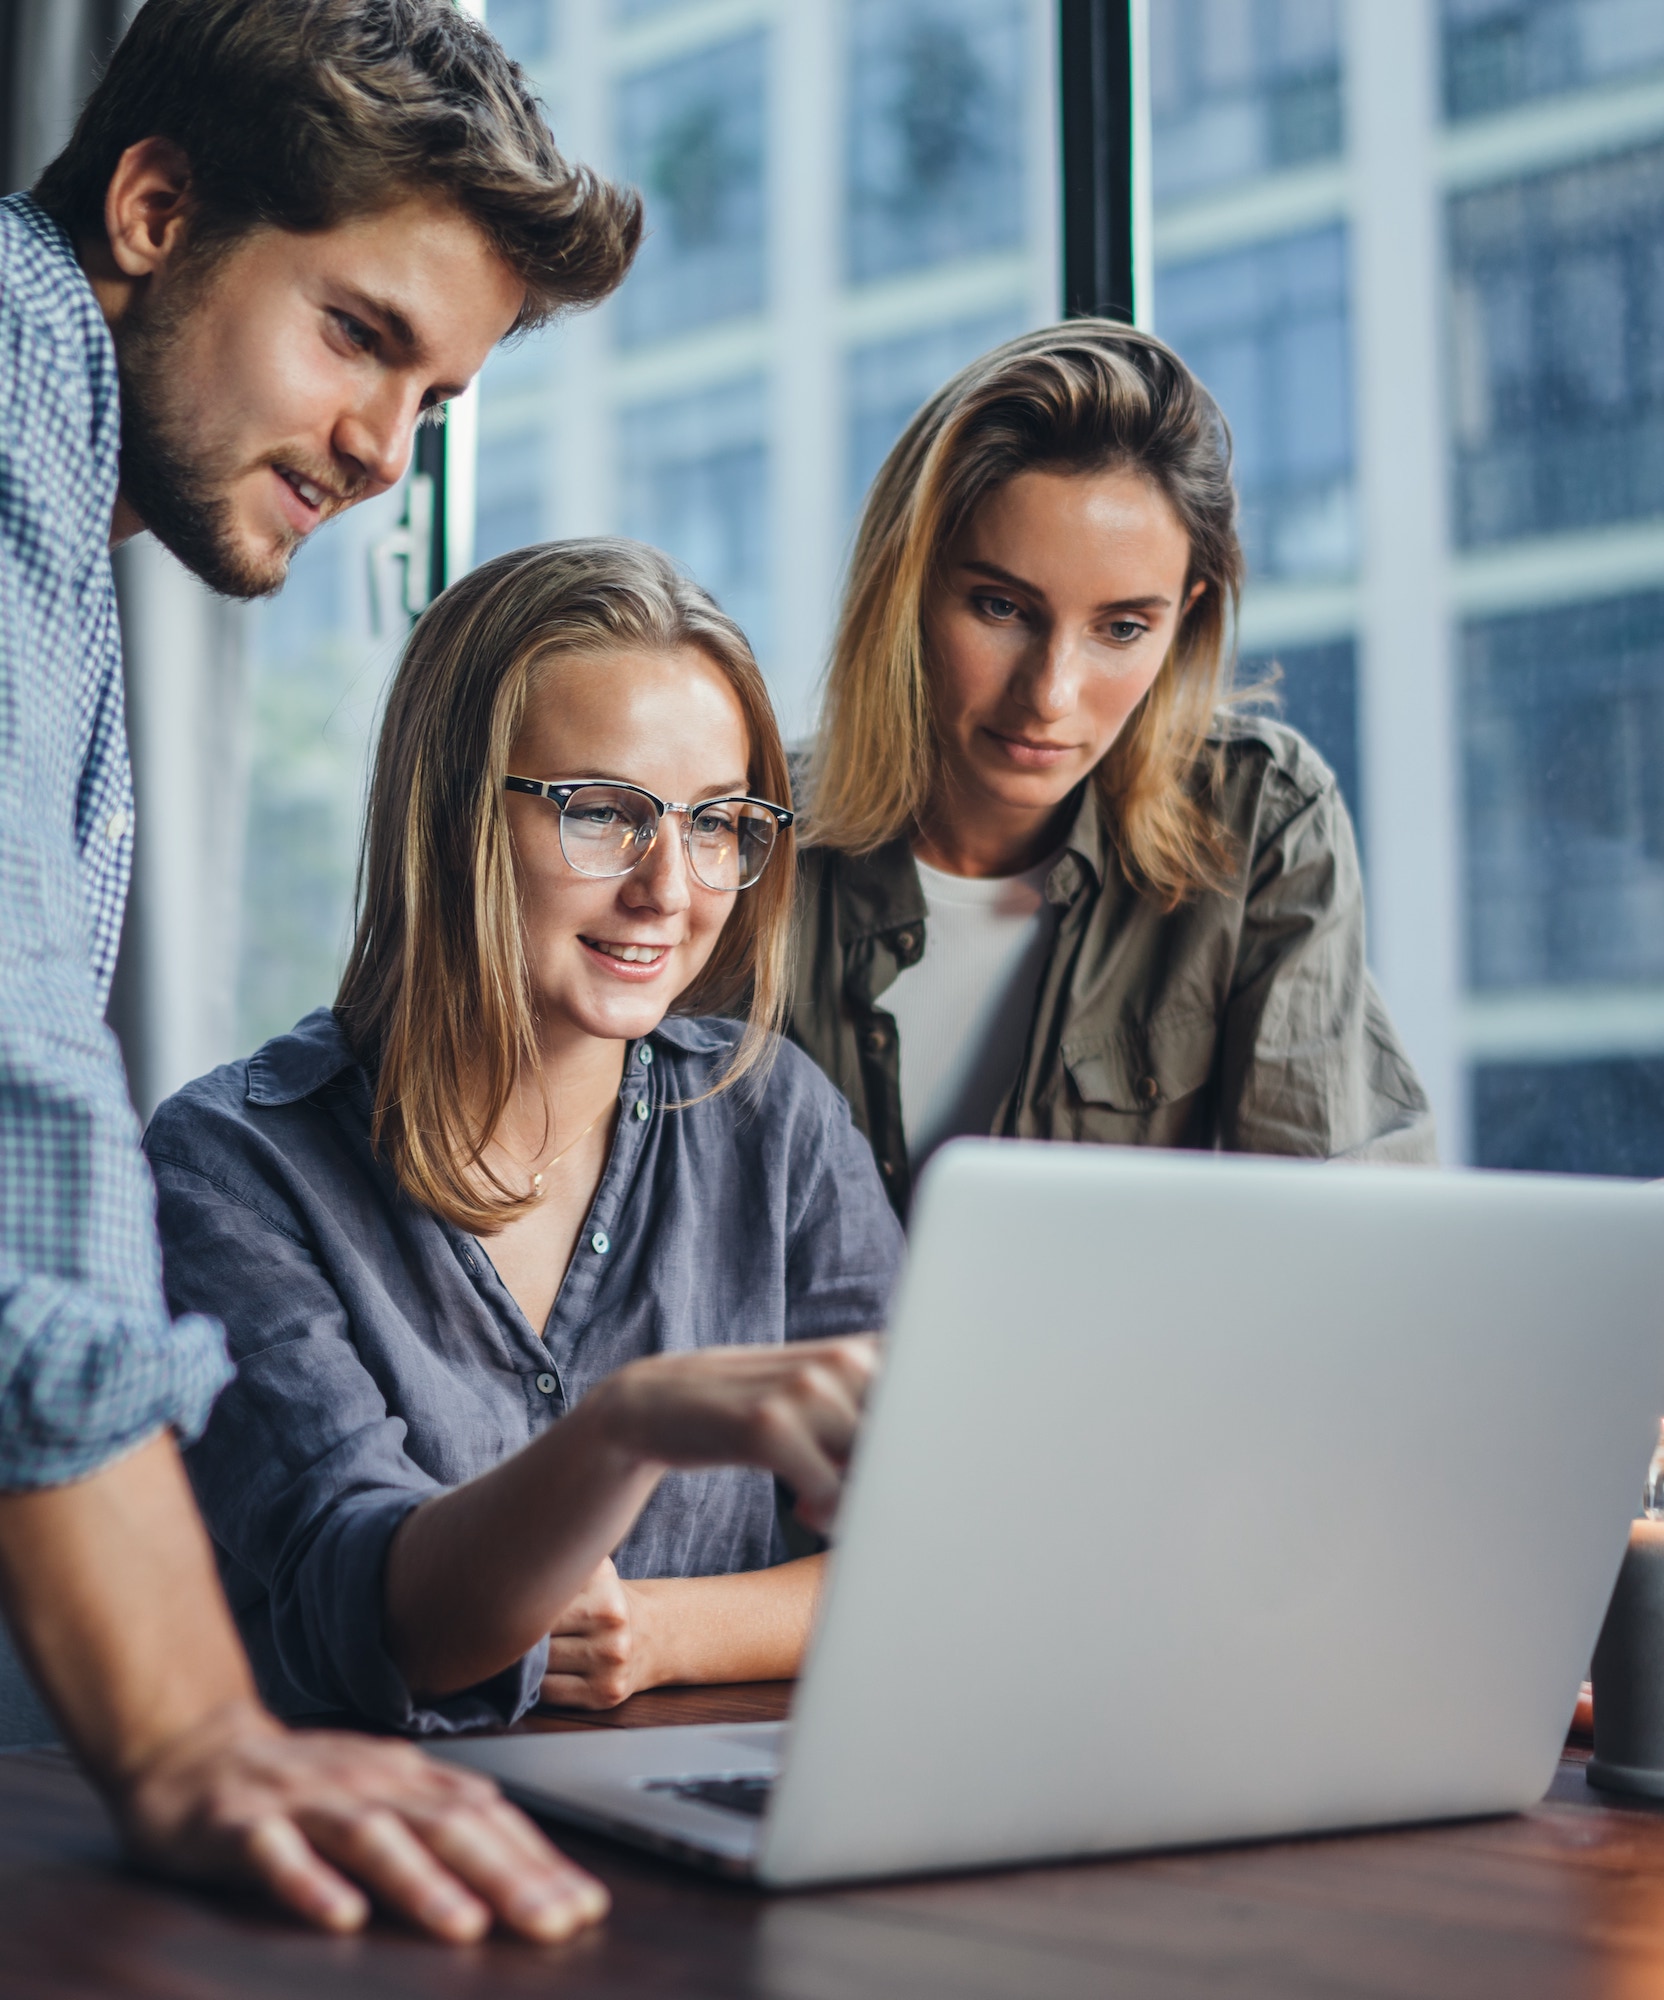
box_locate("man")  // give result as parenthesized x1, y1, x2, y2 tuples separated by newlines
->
(0, 0, 640, 1940)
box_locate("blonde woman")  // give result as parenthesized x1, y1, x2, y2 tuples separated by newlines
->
(143, 541, 900, 1732)
(793, 320, 1434, 1213)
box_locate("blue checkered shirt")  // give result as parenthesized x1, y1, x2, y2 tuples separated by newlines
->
(0, 193, 231, 1489)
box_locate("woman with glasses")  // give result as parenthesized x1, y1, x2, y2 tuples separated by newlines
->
(790, 320, 1436, 1215)
(142, 540, 900, 1734)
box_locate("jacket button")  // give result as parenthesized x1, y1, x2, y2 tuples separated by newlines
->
(535, 1372, 557, 1396)
(894, 929, 918, 956)
(591, 1229, 611, 1255)
(637, 1044, 654, 1066)
(634, 1098, 650, 1121)
(864, 1027, 889, 1054)
(1138, 1075, 1160, 1103)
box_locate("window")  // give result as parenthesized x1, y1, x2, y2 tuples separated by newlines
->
(1149, 0, 1343, 207)
(236, 488, 407, 1050)
(618, 379, 772, 659)
(1153, 0, 1664, 1173)
(1448, 143, 1664, 545)
(844, 0, 1030, 284)
(466, 0, 1057, 741)
(1156, 225, 1355, 579)
(614, 33, 768, 347)
(1443, 0, 1664, 120)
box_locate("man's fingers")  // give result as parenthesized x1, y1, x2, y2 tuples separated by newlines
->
(539, 1671, 616, 1710)
(295, 1803, 493, 1942)
(404, 1799, 610, 1942)
(241, 1815, 370, 1933)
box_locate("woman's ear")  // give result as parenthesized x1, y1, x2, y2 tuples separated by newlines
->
(1181, 578, 1208, 621)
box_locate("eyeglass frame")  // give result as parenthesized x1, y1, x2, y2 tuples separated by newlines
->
(502, 775, 795, 892)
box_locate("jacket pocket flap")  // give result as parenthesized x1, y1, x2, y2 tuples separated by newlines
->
(1063, 1016, 1217, 1112)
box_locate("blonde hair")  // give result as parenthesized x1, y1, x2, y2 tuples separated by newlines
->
(336, 538, 795, 1234)
(806, 320, 1246, 906)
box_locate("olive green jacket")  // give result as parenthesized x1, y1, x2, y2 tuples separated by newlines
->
(788, 717, 1436, 1217)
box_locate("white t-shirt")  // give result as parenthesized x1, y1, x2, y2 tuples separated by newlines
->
(883, 851, 1060, 1170)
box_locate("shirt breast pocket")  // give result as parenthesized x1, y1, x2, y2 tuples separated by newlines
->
(1060, 1014, 1219, 1144)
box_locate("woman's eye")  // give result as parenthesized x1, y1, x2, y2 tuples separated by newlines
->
(569, 805, 621, 827)
(974, 593, 1020, 621)
(1105, 619, 1147, 644)
(692, 809, 737, 836)
(331, 310, 375, 354)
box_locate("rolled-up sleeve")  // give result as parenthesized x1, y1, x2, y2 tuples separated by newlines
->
(782, 1062, 906, 1341)
(150, 1151, 545, 1733)
(1220, 765, 1437, 1164)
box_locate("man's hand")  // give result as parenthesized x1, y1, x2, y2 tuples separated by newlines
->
(117, 1697, 609, 1941)
(541, 1559, 653, 1711)
(594, 1334, 881, 1535)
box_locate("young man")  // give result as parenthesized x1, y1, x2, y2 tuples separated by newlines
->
(0, 0, 639, 1941)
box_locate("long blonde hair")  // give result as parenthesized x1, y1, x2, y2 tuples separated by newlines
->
(806, 320, 1245, 906)
(336, 538, 795, 1234)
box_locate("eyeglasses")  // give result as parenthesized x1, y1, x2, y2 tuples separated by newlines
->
(503, 777, 794, 893)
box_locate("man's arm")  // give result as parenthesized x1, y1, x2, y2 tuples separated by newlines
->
(0, 1432, 608, 1940)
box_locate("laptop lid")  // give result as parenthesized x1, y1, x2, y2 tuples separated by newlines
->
(758, 1143, 1664, 1886)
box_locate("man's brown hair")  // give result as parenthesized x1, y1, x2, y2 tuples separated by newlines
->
(34, 0, 640, 329)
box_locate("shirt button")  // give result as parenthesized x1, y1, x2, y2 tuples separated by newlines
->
(1138, 1075, 1160, 1103)
(880, 1159, 895, 1179)
(105, 809, 131, 843)
(535, 1372, 557, 1396)
(591, 1229, 610, 1255)
(864, 1027, 889, 1054)
(634, 1099, 650, 1121)
(637, 1044, 654, 1066)
(895, 929, 918, 956)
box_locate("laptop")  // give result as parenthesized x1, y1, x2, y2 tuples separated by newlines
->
(435, 1141, 1664, 1887)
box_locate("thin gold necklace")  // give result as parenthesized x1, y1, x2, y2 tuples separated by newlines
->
(530, 1101, 610, 1196)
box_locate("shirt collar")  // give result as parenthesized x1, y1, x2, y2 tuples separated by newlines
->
(245, 1008, 360, 1106)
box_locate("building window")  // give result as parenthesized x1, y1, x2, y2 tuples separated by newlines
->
(236, 492, 405, 1051)
(1149, 0, 1342, 209)
(844, 0, 1028, 285)
(618, 378, 772, 661)
(844, 309, 1030, 524)
(474, 428, 548, 567)
(1448, 142, 1664, 547)
(1242, 637, 1362, 830)
(1156, 224, 1355, 581)
(614, 32, 768, 348)
(1442, 0, 1664, 121)
(487, 0, 551, 65)
(1472, 1055, 1664, 1175)
(1462, 589, 1664, 992)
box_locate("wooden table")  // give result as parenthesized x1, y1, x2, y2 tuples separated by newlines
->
(6, 1687, 1664, 1997)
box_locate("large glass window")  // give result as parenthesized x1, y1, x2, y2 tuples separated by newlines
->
(1448, 143, 1664, 546)
(614, 33, 768, 347)
(1463, 589, 1664, 991)
(1443, 0, 1664, 120)
(1149, 0, 1343, 208)
(844, 0, 1029, 284)
(1156, 225, 1354, 580)
(619, 378, 773, 659)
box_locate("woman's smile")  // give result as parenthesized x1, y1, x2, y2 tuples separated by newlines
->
(579, 935, 675, 979)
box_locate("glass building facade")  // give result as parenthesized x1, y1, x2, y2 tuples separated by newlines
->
(1153, 0, 1664, 1173)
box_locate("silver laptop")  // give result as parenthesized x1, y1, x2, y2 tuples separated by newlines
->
(436, 1141, 1664, 1887)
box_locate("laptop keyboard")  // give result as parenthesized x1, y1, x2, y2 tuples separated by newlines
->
(644, 1773, 775, 1818)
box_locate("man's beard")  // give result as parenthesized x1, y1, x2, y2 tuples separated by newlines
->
(114, 273, 305, 601)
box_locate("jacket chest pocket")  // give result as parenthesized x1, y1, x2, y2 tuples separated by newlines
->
(1060, 1014, 1219, 1142)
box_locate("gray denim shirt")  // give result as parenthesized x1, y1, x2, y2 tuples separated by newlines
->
(791, 716, 1436, 1216)
(144, 1009, 902, 1736)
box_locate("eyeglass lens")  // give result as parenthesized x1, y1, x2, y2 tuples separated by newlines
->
(556, 784, 779, 891)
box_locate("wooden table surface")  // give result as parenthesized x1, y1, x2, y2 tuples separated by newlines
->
(7, 1688, 1664, 1999)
